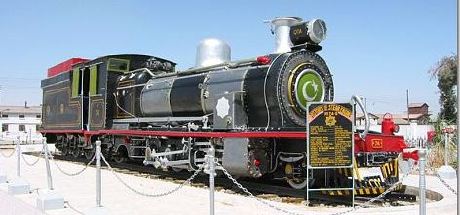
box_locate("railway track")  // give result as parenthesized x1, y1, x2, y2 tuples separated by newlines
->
(24, 151, 416, 207)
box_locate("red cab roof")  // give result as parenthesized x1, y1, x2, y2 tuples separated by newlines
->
(47, 58, 89, 78)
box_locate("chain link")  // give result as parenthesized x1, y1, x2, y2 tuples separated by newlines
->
(330, 160, 417, 215)
(100, 153, 203, 198)
(0, 147, 16, 158)
(218, 160, 418, 215)
(434, 173, 457, 195)
(217, 163, 303, 215)
(424, 148, 458, 195)
(51, 153, 96, 176)
(21, 153, 41, 166)
(65, 201, 84, 215)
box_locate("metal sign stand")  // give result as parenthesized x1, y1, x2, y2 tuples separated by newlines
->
(305, 102, 355, 207)
(8, 136, 30, 195)
(36, 137, 64, 211)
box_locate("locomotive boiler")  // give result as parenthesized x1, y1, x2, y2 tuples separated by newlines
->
(41, 17, 408, 192)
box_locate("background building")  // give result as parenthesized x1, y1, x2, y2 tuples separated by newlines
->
(0, 104, 42, 143)
(355, 102, 433, 140)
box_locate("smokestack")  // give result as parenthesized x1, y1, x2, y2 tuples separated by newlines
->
(268, 17, 302, 53)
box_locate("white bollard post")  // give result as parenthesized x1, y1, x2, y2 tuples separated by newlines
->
(96, 140, 101, 207)
(445, 132, 448, 166)
(8, 136, 30, 195)
(16, 137, 21, 177)
(206, 147, 216, 215)
(418, 146, 426, 215)
(43, 137, 53, 190)
(0, 153, 5, 183)
(438, 131, 456, 179)
(86, 140, 109, 215)
(36, 137, 64, 211)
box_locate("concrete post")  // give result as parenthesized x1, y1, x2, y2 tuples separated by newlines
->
(96, 140, 101, 207)
(418, 147, 426, 215)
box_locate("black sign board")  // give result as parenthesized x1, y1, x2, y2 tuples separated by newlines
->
(307, 103, 353, 168)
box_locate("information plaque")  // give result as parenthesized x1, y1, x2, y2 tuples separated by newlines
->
(307, 103, 353, 168)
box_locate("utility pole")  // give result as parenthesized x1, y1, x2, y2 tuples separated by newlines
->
(406, 89, 409, 124)
(456, 1, 460, 212)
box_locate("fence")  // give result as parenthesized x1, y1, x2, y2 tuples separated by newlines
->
(0, 137, 455, 215)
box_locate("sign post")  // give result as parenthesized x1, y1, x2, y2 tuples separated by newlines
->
(306, 102, 354, 206)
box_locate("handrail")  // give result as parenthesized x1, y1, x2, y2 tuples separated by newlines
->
(352, 95, 369, 139)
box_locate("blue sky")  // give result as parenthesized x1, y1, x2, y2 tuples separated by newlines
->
(0, 0, 456, 115)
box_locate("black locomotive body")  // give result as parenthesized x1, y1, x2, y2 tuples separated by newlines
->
(41, 17, 405, 192)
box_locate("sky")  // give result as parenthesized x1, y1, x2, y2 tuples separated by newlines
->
(0, 0, 456, 116)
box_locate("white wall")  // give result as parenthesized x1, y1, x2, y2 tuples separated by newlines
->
(0, 112, 42, 143)
(357, 123, 434, 140)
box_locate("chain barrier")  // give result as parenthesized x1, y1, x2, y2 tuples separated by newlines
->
(51, 154, 96, 177)
(416, 136, 458, 196)
(434, 173, 457, 195)
(330, 160, 417, 215)
(64, 201, 84, 215)
(0, 147, 16, 158)
(218, 159, 418, 215)
(100, 153, 203, 198)
(217, 163, 303, 215)
(21, 153, 42, 166)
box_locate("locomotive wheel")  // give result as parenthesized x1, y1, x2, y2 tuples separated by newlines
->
(71, 148, 81, 158)
(113, 147, 128, 164)
(84, 149, 95, 160)
(287, 178, 308, 190)
(60, 147, 69, 156)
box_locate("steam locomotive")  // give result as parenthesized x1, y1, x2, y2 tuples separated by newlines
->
(41, 17, 408, 192)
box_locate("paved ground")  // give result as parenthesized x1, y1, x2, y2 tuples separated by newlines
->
(0, 144, 457, 215)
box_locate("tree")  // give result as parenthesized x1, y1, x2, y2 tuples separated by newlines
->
(430, 54, 457, 121)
